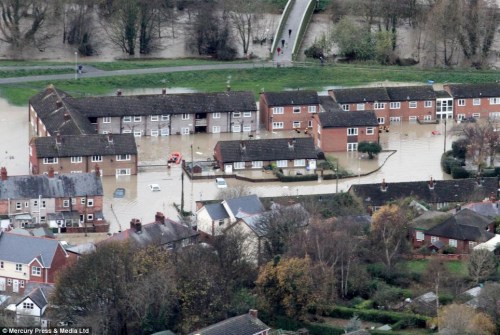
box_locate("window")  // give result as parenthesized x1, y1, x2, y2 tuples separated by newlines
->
(308, 106, 317, 113)
(116, 168, 131, 176)
(71, 156, 82, 164)
(91, 155, 102, 162)
(374, 102, 386, 109)
(342, 104, 350, 111)
(431, 236, 439, 243)
(63, 200, 69, 208)
(134, 131, 142, 137)
(457, 114, 465, 120)
(122, 130, 132, 134)
(233, 112, 241, 118)
(33, 200, 38, 207)
(243, 125, 251, 132)
(212, 126, 221, 133)
(116, 154, 131, 161)
(87, 214, 94, 221)
(276, 160, 288, 168)
(43, 157, 58, 164)
(103, 117, 111, 123)
(181, 128, 190, 135)
(308, 120, 313, 128)
(347, 143, 358, 151)
(233, 162, 245, 169)
(212, 112, 221, 119)
(294, 159, 306, 167)
(70, 171, 82, 174)
(71, 198, 76, 205)
(123, 116, 132, 122)
(377, 117, 385, 124)
(41, 201, 46, 209)
(293, 106, 301, 114)
(0, 261, 3, 269)
(32, 266, 41, 276)
(150, 115, 159, 121)
(22, 303, 34, 310)
(490, 112, 500, 119)
(489, 97, 500, 105)
(473, 98, 481, 106)
(472, 113, 480, 119)
(160, 128, 169, 136)
(469, 241, 477, 248)
(252, 161, 263, 169)
(81, 198, 86, 205)
(218, 219, 224, 226)
(272, 107, 284, 114)
(409, 116, 417, 123)
(458, 99, 465, 106)
(347, 128, 358, 136)
(24, 202, 28, 208)
(366, 127, 374, 135)
(293, 121, 301, 128)
(416, 231, 424, 241)
(133, 116, 142, 122)
(272, 122, 284, 129)
(409, 101, 417, 108)
(7, 279, 11, 286)
(20, 281, 24, 288)
(390, 117, 401, 123)
(449, 239, 457, 247)
(423, 115, 432, 121)
(356, 103, 365, 111)
(86, 199, 94, 207)
(425, 100, 433, 108)
(181, 114, 189, 120)
(161, 115, 170, 121)
(15, 264, 22, 272)
(16, 202, 21, 210)
(150, 130, 159, 136)
(390, 102, 401, 109)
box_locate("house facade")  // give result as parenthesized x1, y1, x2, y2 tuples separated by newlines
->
(259, 90, 320, 131)
(15, 285, 53, 326)
(213, 137, 318, 174)
(29, 133, 138, 177)
(0, 168, 106, 232)
(444, 83, 500, 121)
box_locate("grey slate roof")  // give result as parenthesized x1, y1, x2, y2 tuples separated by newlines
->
(0, 232, 64, 267)
(349, 177, 499, 207)
(411, 211, 452, 230)
(225, 195, 265, 216)
(463, 202, 500, 219)
(0, 173, 103, 200)
(319, 96, 344, 113)
(188, 313, 270, 335)
(330, 87, 390, 103)
(262, 90, 319, 106)
(17, 286, 52, 309)
(204, 203, 229, 220)
(29, 86, 96, 136)
(318, 110, 378, 128)
(64, 91, 257, 118)
(216, 137, 317, 163)
(33, 134, 137, 158)
(445, 83, 500, 98)
(425, 209, 494, 241)
(386, 85, 436, 101)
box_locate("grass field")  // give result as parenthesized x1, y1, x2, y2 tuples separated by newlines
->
(405, 259, 468, 276)
(2, 61, 500, 106)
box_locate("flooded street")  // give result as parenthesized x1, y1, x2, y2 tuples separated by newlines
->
(1, 96, 453, 234)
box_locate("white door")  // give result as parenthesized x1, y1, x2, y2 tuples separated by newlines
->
(224, 164, 233, 174)
(232, 125, 241, 133)
(0, 278, 5, 291)
(13, 279, 19, 293)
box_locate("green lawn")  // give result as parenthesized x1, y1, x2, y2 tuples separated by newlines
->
(405, 259, 468, 276)
(0, 69, 73, 78)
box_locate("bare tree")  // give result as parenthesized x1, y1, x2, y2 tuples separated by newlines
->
(57, 0, 98, 56)
(458, 120, 499, 171)
(223, 0, 259, 56)
(468, 249, 497, 285)
(438, 303, 496, 335)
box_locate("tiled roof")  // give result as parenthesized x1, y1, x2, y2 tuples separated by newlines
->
(17, 283, 54, 309)
(216, 137, 317, 163)
(204, 203, 229, 220)
(425, 209, 494, 241)
(462, 202, 500, 219)
(225, 195, 265, 217)
(411, 211, 452, 230)
(262, 90, 319, 106)
(319, 96, 343, 112)
(29, 86, 96, 136)
(330, 87, 390, 103)
(0, 232, 64, 267)
(64, 91, 257, 118)
(318, 110, 378, 128)
(32, 134, 137, 158)
(445, 83, 500, 98)
(0, 172, 103, 199)
(188, 313, 270, 335)
(386, 85, 436, 101)
(349, 178, 499, 207)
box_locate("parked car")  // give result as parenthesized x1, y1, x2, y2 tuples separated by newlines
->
(148, 184, 161, 192)
(215, 178, 227, 188)
(113, 188, 126, 198)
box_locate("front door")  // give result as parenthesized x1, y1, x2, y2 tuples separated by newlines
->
(0, 278, 5, 291)
(13, 279, 19, 293)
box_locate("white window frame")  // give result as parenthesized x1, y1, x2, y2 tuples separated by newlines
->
(293, 106, 301, 114)
(294, 159, 306, 167)
(252, 161, 263, 169)
(233, 162, 245, 170)
(342, 104, 350, 111)
(32, 266, 41, 276)
(86, 199, 94, 207)
(374, 102, 386, 109)
(81, 198, 86, 205)
(457, 114, 466, 120)
(489, 112, 500, 119)
(233, 112, 241, 118)
(161, 115, 170, 121)
(43, 157, 58, 164)
(116, 168, 131, 176)
(123, 116, 132, 123)
(409, 116, 417, 123)
(243, 111, 252, 118)
(390, 102, 401, 109)
(473, 98, 481, 106)
(133, 116, 142, 122)
(293, 121, 301, 128)
(366, 127, 374, 135)
(377, 117, 385, 124)
(458, 99, 465, 106)
(16, 202, 21, 210)
(87, 214, 94, 221)
(308, 106, 317, 113)
(308, 120, 313, 128)
(160, 128, 169, 136)
(243, 125, 252, 132)
(181, 114, 190, 120)
(423, 115, 432, 121)
(472, 113, 480, 119)
(134, 131, 142, 137)
(409, 101, 417, 108)
(63, 200, 69, 208)
(431, 236, 439, 243)
(347, 143, 358, 151)
(212, 112, 221, 119)
(416, 231, 424, 241)
(276, 160, 288, 168)
(212, 126, 221, 133)
(347, 128, 358, 136)
(272, 122, 284, 129)
(489, 97, 500, 105)
(424, 100, 433, 108)
(150, 130, 159, 137)
(356, 103, 365, 111)
(91, 155, 102, 162)
(15, 264, 22, 272)
(23, 303, 34, 310)
(116, 154, 131, 161)
(150, 115, 159, 122)
(449, 239, 457, 247)
(181, 127, 190, 135)
(272, 107, 284, 114)
(390, 117, 401, 123)
(71, 156, 82, 164)
(103, 117, 111, 123)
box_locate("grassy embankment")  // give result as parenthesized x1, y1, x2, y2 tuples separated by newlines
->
(1, 60, 500, 106)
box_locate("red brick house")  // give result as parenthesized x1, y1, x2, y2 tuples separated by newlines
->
(259, 90, 320, 131)
(385, 86, 437, 123)
(444, 83, 500, 121)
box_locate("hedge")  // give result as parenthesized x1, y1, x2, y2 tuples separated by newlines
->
(276, 171, 318, 182)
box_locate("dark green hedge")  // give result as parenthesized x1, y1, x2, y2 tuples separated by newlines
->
(276, 171, 318, 182)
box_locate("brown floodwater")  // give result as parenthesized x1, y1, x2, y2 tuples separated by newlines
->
(0, 96, 453, 234)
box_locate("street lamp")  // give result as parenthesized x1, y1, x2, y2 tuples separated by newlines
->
(74, 51, 78, 80)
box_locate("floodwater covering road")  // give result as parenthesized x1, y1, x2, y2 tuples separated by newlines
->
(0, 97, 453, 234)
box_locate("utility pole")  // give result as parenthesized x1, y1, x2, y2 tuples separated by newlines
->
(180, 171, 184, 215)
(443, 117, 447, 153)
(336, 161, 339, 193)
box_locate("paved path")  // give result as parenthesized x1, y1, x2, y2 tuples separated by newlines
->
(0, 62, 275, 84)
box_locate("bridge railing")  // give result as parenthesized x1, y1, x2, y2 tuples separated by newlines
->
(270, 0, 295, 58)
(291, 0, 316, 61)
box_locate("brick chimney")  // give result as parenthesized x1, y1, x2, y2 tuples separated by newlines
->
(240, 141, 246, 151)
(155, 212, 166, 224)
(56, 100, 63, 109)
(94, 164, 101, 177)
(55, 132, 62, 145)
(48, 167, 55, 178)
(116, 89, 122, 96)
(248, 309, 258, 318)
(428, 177, 434, 190)
(130, 218, 142, 233)
(0, 167, 7, 181)
(63, 112, 70, 121)
(288, 138, 296, 149)
(107, 133, 113, 143)
(381, 178, 387, 192)
(162, 88, 167, 94)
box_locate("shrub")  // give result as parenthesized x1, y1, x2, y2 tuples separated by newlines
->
(451, 139, 468, 159)
(441, 151, 461, 174)
(304, 45, 324, 59)
(451, 166, 470, 179)
(276, 170, 318, 182)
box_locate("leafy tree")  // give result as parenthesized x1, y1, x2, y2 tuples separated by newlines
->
(477, 282, 500, 324)
(358, 141, 382, 159)
(332, 16, 374, 61)
(438, 303, 496, 335)
(468, 249, 497, 284)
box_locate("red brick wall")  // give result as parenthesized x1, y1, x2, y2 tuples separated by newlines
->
(34, 155, 138, 176)
(47, 244, 70, 283)
(423, 235, 470, 253)
(314, 121, 380, 152)
(389, 100, 435, 121)
(259, 94, 318, 131)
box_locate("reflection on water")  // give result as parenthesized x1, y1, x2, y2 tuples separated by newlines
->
(0, 92, 455, 234)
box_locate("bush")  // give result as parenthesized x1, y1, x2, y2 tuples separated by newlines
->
(442, 246, 457, 254)
(451, 166, 470, 179)
(276, 170, 318, 182)
(451, 139, 468, 159)
(441, 151, 460, 174)
(304, 45, 324, 59)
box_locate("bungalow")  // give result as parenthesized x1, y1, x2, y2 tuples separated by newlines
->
(259, 90, 320, 131)
(29, 133, 138, 177)
(29, 85, 258, 137)
(188, 309, 270, 335)
(0, 168, 106, 231)
(349, 177, 499, 212)
(411, 211, 452, 249)
(444, 83, 500, 121)
(213, 137, 318, 174)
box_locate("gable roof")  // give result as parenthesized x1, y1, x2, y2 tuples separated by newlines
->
(330, 87, 390, 103)
(386, 85, 436, 101)
(64, 91, 257, 118)
(0, 232, 65, 267)
(462, 202, 500, 219)
(203, 203, 230, 221)
(349, 178, 499, 208)
(225, 195, 265, 216)
(318, 110, 378, 128)
(216, 137, 317, 163)
(0, 172, 103, 199)
(319, 96, 344, 113)
(32, 134, 137, 158)
(411, 211, 452, 230)
(262, 90, 319, 106)
(188, 313, 270, 335)
(445, 83, 500, 99)
(425, 209, 494, 241)
(16, 285, 52, 309)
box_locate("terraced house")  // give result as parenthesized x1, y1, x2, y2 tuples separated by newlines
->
(444, 83, 500, 121)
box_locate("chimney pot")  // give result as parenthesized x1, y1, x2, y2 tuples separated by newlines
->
(56, 100, 63, 109)
(0, 167, 7, 181)
(130, 218, 142, 233)
(249, 309, 258, 318)
(117, 89, 122, 96)
(162, 88, 167, 94)
(63, 112, 70, 121)
(155, 212, 166, 224)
